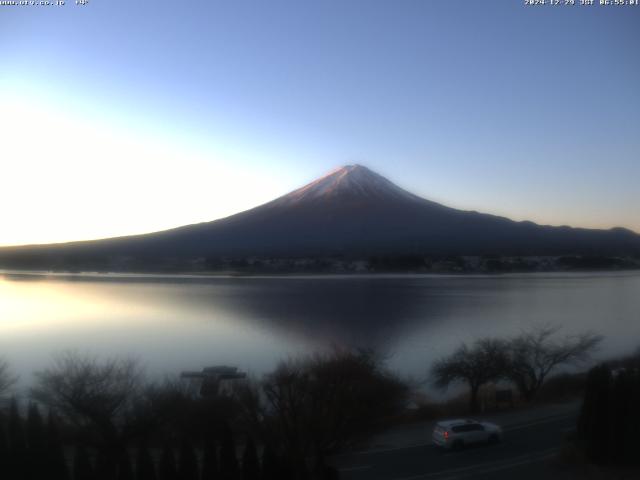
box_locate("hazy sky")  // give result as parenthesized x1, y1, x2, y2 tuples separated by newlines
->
(1, 0, 639, 246)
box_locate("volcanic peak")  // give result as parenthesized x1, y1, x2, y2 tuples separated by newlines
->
(274, 164, 420, 206)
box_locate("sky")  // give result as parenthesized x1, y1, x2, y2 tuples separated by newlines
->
(1, 0, 639, 246)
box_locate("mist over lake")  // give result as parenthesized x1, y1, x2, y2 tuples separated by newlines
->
(1, 271, 639, 388)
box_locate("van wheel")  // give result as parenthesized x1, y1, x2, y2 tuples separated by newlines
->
(488, 434, 499, 445)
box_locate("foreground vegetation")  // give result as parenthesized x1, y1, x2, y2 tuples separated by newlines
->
(576, 350, 640, 466)
(430, 326, 602, 412)
(0, 349, 407, 480)
(0, 325, 606, 479)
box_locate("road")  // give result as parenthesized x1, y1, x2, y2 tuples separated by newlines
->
(331, 406, 578, 480)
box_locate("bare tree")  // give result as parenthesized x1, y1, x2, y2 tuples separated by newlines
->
(31, 351, 144, 451)
(506, 325, 602, 402)
(431, 338, 509, 413)
(237, 349, 408, 475)
(0, 358, 17, 396)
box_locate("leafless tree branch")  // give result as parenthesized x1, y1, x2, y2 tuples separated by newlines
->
(0, 358, 17, 396)
(31, 351, 144, 443)
(506, 325, 602, 401)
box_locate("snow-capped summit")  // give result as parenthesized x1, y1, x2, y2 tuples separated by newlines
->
(273, 164, 420, 206)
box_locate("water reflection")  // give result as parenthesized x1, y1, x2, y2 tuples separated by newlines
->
(1, 271, 639, 386)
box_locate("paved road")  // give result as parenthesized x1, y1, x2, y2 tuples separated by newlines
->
(331, 409, 578, 480)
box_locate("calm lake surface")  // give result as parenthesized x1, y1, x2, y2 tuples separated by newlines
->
(1, 271, 639, 388)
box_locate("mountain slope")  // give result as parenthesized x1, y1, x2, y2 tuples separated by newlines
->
(1, 165, 639, 271)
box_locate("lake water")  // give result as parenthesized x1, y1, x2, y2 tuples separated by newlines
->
(1, 271, 639, 390)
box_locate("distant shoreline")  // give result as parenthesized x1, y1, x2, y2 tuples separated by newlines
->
(2, 267, 639, 282)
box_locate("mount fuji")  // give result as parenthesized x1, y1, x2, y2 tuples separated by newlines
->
(1, 165, 639, 272)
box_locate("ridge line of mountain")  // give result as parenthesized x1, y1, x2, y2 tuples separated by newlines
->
(0, 165, 638, 273)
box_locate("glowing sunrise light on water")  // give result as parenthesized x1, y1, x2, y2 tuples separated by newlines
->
(0, 275, 161, 333)
(0, 277, 100, 331)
